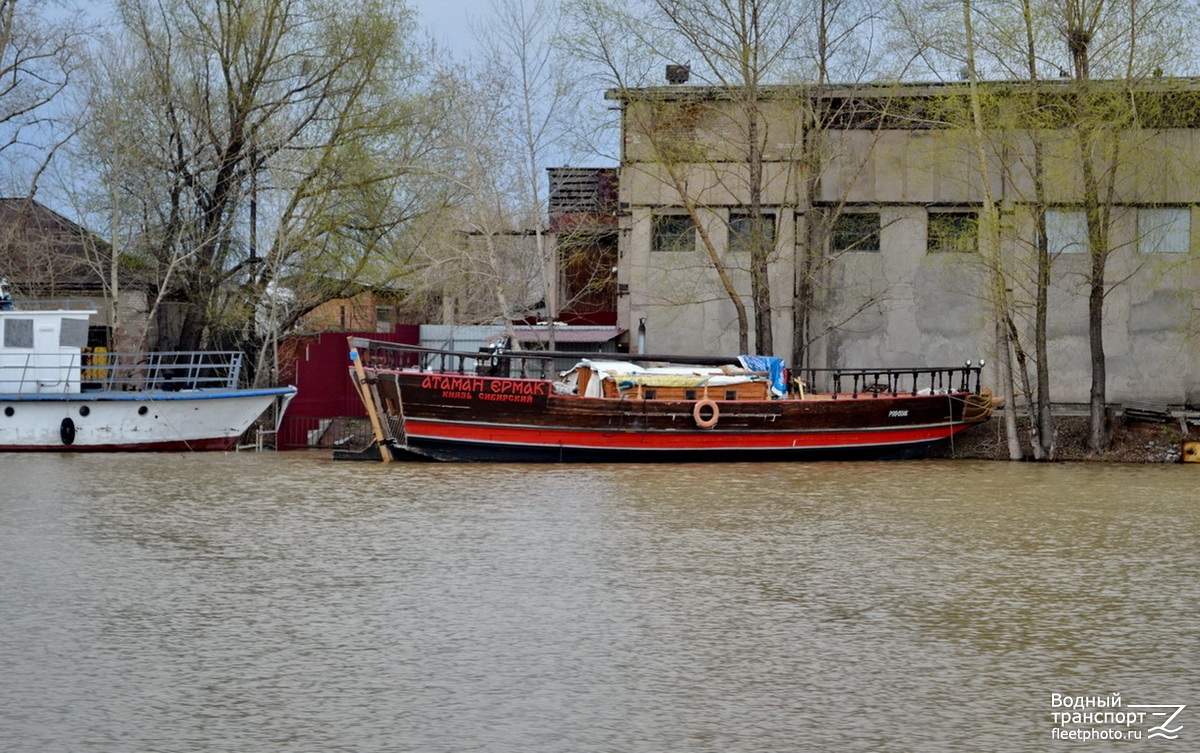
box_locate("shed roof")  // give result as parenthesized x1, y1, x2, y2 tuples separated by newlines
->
(0, 198, 114, 294)
(497, 325, 626, 345)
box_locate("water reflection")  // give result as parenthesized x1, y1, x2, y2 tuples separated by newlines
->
(1, 455, 1196, 752)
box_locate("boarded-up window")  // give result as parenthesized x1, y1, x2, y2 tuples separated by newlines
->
(60, 318, 89, 348)
(3, 318, 33, 348)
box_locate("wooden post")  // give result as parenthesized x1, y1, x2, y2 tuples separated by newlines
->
(350, 346, 393, 463)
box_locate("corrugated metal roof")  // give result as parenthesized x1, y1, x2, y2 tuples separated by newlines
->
(420, 324, 626, 350)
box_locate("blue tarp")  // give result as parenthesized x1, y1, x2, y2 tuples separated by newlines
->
(738, 355, 787, 397)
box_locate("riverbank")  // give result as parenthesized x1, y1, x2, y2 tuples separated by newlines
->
(935, 414, 1197, 463)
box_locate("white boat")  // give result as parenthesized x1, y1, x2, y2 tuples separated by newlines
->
(0, 281, 295, 451)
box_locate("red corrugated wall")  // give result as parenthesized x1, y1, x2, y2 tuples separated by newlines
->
(277, 327, 419, 448)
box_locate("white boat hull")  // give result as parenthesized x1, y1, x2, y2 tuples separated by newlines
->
(0, 388, 295, 451)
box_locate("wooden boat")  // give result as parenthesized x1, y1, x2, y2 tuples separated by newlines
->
(345, 337, 995, 463)
(0, 283, 295, 451)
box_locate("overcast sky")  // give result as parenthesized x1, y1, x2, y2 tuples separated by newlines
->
(410, 0, 481, 58)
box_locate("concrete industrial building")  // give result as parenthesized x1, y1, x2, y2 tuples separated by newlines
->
(608, 79, 1200, 406)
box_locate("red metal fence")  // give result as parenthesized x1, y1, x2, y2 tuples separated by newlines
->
(277, 327, 418, 450)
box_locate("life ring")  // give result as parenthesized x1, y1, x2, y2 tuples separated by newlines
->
(693, 399, 719, 429)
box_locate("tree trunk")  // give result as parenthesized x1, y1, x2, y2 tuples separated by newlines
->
(793, 94, 824, 370)
(1020, 0, 1055, 459)
(1079, 135, 1111, 452)
(1087, 249, 1109, 450)
(747, 105, 772, 355)
(998, 318, 1023, 459)
(1032, 156, 1055, 459)
(1069, 21, 1112, 453)
(962, 0, 1021, 459)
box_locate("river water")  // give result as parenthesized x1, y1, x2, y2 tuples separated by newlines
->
(1, 453, 1196, 752)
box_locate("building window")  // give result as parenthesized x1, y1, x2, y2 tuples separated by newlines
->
(375, 306, 393, 333)
(927, 211, 978, 253)
(1138, 207, 1190, 253)
(729, 212, 776, 254)
(1046, 209, 1088, 255)
(652, 214, 696, 253)
(831, 212, 881, 253)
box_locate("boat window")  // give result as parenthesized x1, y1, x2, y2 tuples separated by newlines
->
(644, 389, 657, 399)
(685, 389, 697, 400)
(725, 390, 737, 401)
(60, 318, 89, 348)
(3, 318, 33, 348)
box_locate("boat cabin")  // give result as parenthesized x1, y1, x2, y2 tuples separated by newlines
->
(564, 360, 774, 401)
(0, 298, 94, 395)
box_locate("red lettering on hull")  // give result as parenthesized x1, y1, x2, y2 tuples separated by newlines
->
(420, 375, 549, 402)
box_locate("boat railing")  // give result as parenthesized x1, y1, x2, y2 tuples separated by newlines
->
(82, 350, 245, 391)
(816, 364, 984, 398)
(0, 350, 246, 394)
(348, 338, 985, 397)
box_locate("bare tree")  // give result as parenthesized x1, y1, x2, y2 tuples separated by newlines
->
(789, 0, 885, 371)
(477, 0, 579, 347)
(654, 0, 814, 355)
(566, 0, 812, 354)
(77, 0, 431, 381)
(892, 0, 1196, 454)
(405, 1, 591, 347)
(567, 0, 889, 360)
(959, 0, 1025, 459)
(0, 0, 84, 197)
(407, 62, 544, 342)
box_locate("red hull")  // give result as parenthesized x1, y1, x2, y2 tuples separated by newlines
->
(0, 436, 238, 452)
(407, 417, 969, 450)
